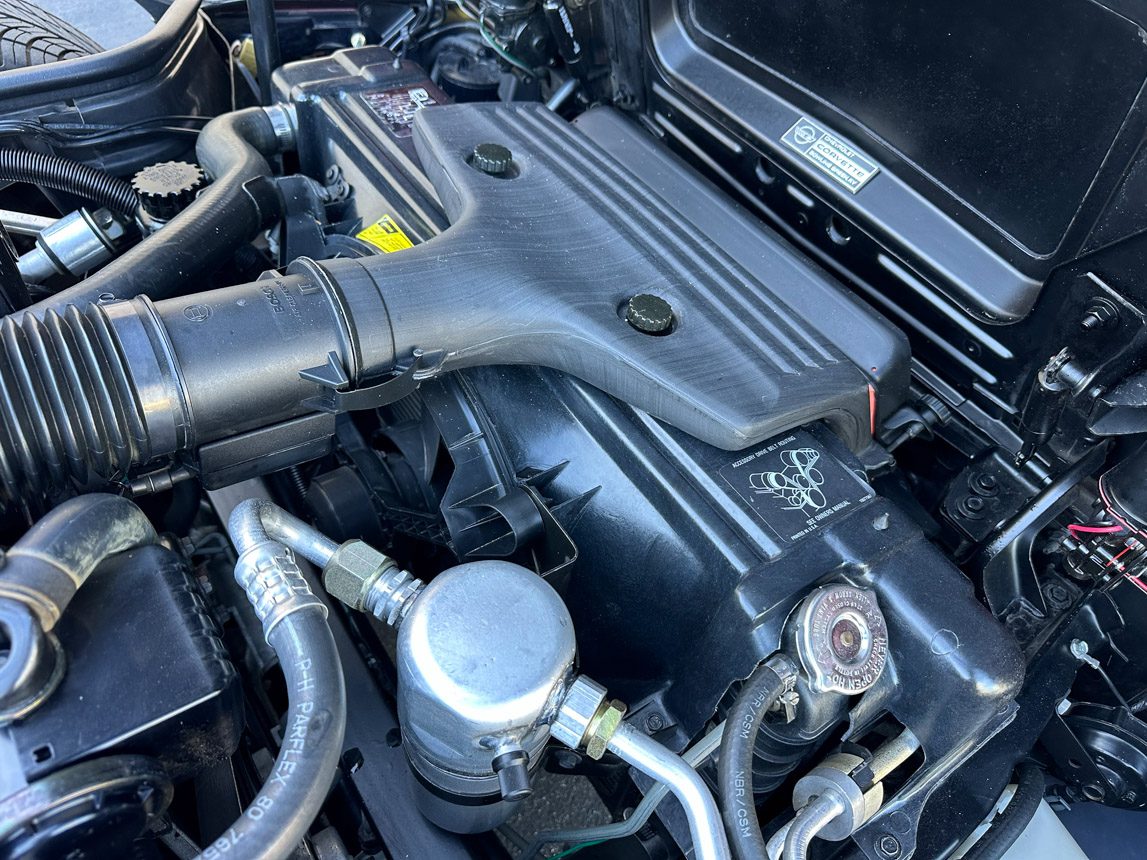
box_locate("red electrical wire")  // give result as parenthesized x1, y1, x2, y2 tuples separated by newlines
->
(1064, 522, 1119, 536)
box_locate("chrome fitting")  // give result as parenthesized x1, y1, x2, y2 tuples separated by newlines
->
(551, 676, 628, 760)
(792, 752, 878, 842)
(234, 541, 327, 642)
(18, 207, 125, 284)
(322, 540, 423, 627)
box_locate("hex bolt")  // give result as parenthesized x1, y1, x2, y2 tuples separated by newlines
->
(957, 495, 986, 518)
(1046, 583, 1070, 609)
(973, 473, 999, 496)
(876, 834, 901, 858)
(1080, 303, 1117, 331)
(644, 713, 665, 733)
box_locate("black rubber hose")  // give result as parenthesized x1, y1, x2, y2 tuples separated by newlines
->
(197, 605, 346, 859)
(20, 106, 288, 319)
(718, 662, 789, 860)
(2, 494, 157, 627)
(961, 763, 1045, 860)
(0, 494, 156, 718)
(0, 148, 139, 216)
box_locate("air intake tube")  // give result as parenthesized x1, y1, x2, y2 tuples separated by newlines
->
(0, 258, 392, 508)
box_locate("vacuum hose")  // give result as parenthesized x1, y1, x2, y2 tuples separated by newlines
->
(0, 148, 140, 217)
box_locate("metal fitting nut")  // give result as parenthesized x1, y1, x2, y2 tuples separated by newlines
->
(584, 699, 627, 760)
(323, 540, 396, 611)
(551, 676, 628, 761)
(551, 675, 607, 751)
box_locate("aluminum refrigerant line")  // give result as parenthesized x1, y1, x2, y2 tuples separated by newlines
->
(606, 721, 731, 860)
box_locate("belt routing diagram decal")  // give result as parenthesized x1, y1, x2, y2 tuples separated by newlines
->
(719, 432, 874, 544)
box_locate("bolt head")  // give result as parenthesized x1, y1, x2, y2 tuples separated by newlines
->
(644, 713, 665, 733)
(1080, 303, 1117, 331)
(877, 835, 901, 857)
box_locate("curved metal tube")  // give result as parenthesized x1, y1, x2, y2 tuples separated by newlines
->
(783, 793, 845, 860)
(606, 721, 731, 860)
(766, 821, 792, 860)
(229, 498, 339, 567)
(517, 722, 725, 860)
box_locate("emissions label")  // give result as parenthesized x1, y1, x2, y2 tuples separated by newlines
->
(362, 85, 440, 138)
(357, 214, 414, 253)
(719, 432, 873, 544)
(781, 117, 879, 193)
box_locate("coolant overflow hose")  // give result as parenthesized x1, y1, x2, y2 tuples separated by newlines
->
(20, 104, 293, 320)
(718, 659, 795, 860)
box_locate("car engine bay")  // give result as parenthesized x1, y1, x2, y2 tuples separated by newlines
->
(0, 1, 1145, 859)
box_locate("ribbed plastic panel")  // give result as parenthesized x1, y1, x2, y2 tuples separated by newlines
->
(357, 102, 900, 451)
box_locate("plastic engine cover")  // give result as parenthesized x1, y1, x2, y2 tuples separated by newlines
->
(280, 47, 909, 453)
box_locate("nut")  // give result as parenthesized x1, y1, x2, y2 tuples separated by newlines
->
(322, 540, 395, 611)
(551, 676, 608, 751)
(585, 699, 627, 760)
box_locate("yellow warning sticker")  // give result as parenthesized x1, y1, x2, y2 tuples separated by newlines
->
(356, 214, 414, 253)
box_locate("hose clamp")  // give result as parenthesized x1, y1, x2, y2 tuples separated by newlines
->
(101, 299, 186, 457)
(263, 103, 298, 152)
